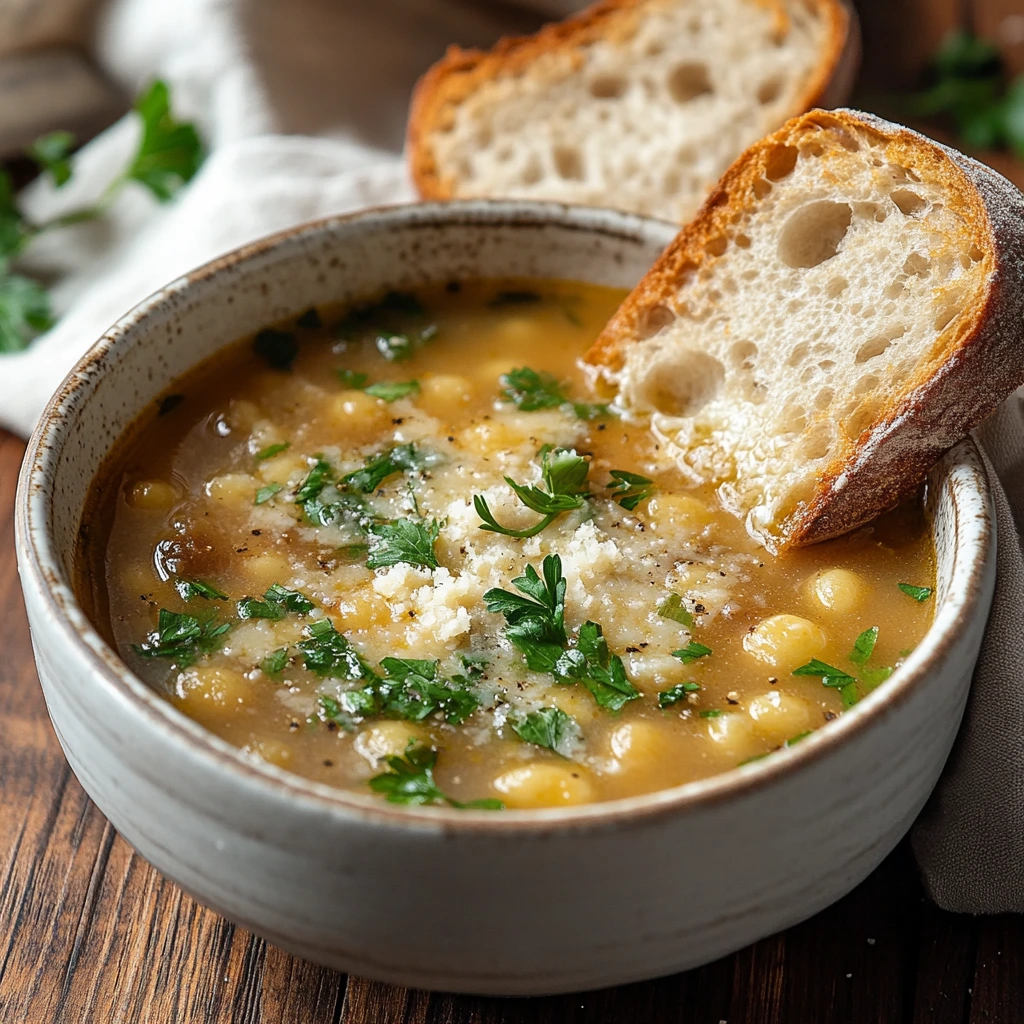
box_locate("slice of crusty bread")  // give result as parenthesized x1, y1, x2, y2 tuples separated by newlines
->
(584, 109, 1024, 550)
(408, 0, 857, 223)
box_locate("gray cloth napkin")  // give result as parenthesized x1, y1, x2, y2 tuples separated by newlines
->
(912, 399, 1024, 913)
(2, 0, 1023, 916)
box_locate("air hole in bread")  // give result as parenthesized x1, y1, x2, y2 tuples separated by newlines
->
(799, 364, 818, 383)
(884, 277, 907, 300)
(891, 189, 927, 216)
(729, 340, 758, 368)
(757, 78, 783, 104)
(969, 244, 984, 262)
(855, 374, 879, 396)
(706, 235, 728, 257)
(777, 405, 807, 433)
(752, 177, 772, 200)
(765, 145, 798, 181)
(746, 380, 768, 405)
(521, 156, 542, 185)
(787, 342, 809, 367)
(814, 387, 834, 410)
(496, 145, 513, 162)
(734, 234, 752, 249)
(825, 277, 848, 298)
(903, 252, 930, 276)
(636, 351, 725, 417)
(646, 39, 665, 57)
(636, 303, 676, 340)
(802, 424, 833, 459)
(553, 145, 584, 181)
(801, 142, 825, 158)
(589, 73, 628, 99)
(934, 304, 959, 332)
(668, 62, 713, 103)
(818, 359, 836, 372)
(845, 400, 879, 440)
(778, 201, 853, 269)
(856, 337, 891, 363)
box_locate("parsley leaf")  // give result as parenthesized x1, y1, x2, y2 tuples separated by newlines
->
(364, 379, 420, 402)
(556, 621, 641, 711)
(174, 578, 228, 602)
(849, 626, 879, 665)
(699, 709, 724, 718)
(608, 470, 654, 511)
(898, 583, 933, 602)
(297, 619, 377, 681)
(511, 707, 580, 757)
(672, 641, 712, 664)
(792, 658, 856, 687)
(239, 584, 314, 620)
(658, 681, 700, 708)
(499, 367, 608, 420)
(369, 743, 503, 809)
(126, 80, 204, 201)
(475, 447, 589, 538)
(255, 482, 282, 505)
(460, 652, 489, 676)
(255, 442, 289, 460)
(253, 328, 297, 370)
(484, 554, 568, 671)
(294, 457, 333, 502)
(261, 648, 289, 676)
(265, 583, 315, 614)
(366, 518, 440, 570)
(0, 271, 53, 353)
(376, 657, 480, 724)
(132, 608, 230, 667)
(861, 666, 894, 690)
(342, 443, 438, 494)
(337, 368, 370, 389)
(28, 130, 75, 188)
(657, 593, 694, 628)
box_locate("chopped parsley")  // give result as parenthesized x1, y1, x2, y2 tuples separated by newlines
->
(849, 626, 879, 665)
(375, 333, 415, 361)
(173, 578, 228, 602)
(261, 648, 289, 676)
(672, 641, 712, 664)
(898, 583, 933, 602)
(658, 682, 700, 708)
(297, 619, 377, 681)
(366, 518, 440, 570)
(460, 653, 489, 676)
(239, 583, 315, 620)
(484, 555, 639, 711)
(374, 658, 480, 724)
(253, 327, 297, 370)
(342, 443, 438, 493)
(364, 379, 420, 402)
(785, 730, 812, 746)
(255, 482, 282, 505)
(498, 367, 608, 420)
(793, 658, 859, 709)
(699, 709, 724, 718)
(608, 470, 654, 511)
(369, 743, 503, 809)
(511, 707, 579, 757)
(132, 608, 230, 667)
(337, 368, 370, 389)
(474, 447, 589, 538)
(255, 442, 289, 461)
(294, 457, 333, 503)
(657, 593, 694, 628)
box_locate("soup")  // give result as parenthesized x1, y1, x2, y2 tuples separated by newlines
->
(80, 279, 935, 809)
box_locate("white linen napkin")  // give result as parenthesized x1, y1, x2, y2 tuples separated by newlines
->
(2, 0, 1022, 916)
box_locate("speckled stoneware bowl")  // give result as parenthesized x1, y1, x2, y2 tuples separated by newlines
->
(16, 202, 995, 996)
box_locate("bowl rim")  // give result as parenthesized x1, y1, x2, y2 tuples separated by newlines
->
(16, 198, 995, 836)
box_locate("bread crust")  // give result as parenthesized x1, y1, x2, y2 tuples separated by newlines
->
(407, 0, 855, 205)
(585, 109, 1024, 547)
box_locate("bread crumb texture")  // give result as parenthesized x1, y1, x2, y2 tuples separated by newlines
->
(409, 0, 848, 222)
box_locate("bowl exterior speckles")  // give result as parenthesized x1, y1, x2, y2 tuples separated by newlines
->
(16, 202, 995, 995)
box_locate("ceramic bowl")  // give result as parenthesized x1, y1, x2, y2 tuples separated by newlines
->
(16, 201, 995, 995)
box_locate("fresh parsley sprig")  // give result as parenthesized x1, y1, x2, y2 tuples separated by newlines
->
(474, 447, 590, 538)
(132, 608, 230, 667)
(793, 627, 894, 710)
(297, 619, 378, 681)
(369, 743, 503, 809)
(607, 470, 654, 511)
(366, 518, 440, 570)
(499, 367, 608, 420)
(1, 81, 203, 353)
(511, 706, 580, 757)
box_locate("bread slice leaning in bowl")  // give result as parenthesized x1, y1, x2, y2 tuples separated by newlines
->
(584, 109, 1024, 551)
(408, 0, 857, 223)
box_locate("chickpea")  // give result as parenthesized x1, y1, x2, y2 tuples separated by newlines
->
(705, 712, 761, 760)
(747, 691, 813, 742)
(809, 568, 866, 615)
(257, 453, 307, 484)
(243, 552, 293, 592)
(643, 494, 713, 533)
(458, 419, 528, 457)
(473, 358, 520, 388)
(226, 400, 262, 432)
(417, 374, 476, 418)
(206, 473, 257, 505)
(743, 614, 827, 669)
(492, 763, 594, 808)
(175, 666, 249, 723)
(606, 720, 674, 771)
(327, 390, 388, 431)
(623, 652, 691, 692)
(354, 721, 427, 767)
(337, 587, 393, 632)
(547, 688, 598, 724)
(247, 739, 294, 768)
(125, 479, 180, 511)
